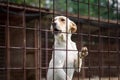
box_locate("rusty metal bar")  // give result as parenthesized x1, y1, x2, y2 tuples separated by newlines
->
(77, 0, 81, 79)
(6, 1, 10, 80)
(45, 28, 48, 80)
(34, 20, 39, 80)
(38, 0, 42, 80)
(23, 4, 26, 80)
(98, 0, 102, 80)
(116, 26, 119, 80)
(116, 1, 119, 80)
(52, 0, 55, 80)
(88, 0, 91, 80)
(65, 0, 68, 80)
(116, 1, 120, 80)
(107, 0, 111, 80)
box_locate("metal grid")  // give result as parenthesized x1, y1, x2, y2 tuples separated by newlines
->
(0, 0, 120, 80)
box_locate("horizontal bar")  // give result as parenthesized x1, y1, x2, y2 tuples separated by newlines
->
(1, 66, 119, 70)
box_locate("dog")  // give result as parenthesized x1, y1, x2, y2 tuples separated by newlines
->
(47, 16, 88, 80)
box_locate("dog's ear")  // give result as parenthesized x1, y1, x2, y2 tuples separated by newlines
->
(70, 21, 77, 33)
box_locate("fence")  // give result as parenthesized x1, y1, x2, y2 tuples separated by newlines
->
(0, 0, 120, 80)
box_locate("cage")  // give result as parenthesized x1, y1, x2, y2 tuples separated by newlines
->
(0, 0, 120, 80)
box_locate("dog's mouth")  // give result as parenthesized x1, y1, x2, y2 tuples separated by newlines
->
(53, 28, 61, 34)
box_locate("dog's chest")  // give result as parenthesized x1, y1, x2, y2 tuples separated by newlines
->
(54, 41, 78, 64)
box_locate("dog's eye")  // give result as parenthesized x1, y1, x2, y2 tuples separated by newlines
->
(61, 18, 65, 21)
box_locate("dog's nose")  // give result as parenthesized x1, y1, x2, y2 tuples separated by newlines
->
(52, 22, 56, 27)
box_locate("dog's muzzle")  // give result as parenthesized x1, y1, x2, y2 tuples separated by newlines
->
(52, 23, 61, 34)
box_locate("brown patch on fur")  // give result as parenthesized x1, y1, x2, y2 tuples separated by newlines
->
(70, 21, 77, 33)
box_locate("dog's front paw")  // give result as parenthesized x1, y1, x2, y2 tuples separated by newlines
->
(79, 47, 88, 58)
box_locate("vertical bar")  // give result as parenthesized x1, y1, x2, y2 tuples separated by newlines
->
(52, 0, 55, 80)
(98, 0, 101, 80)
(45, 28, 48, 79)
(38, 16, 41, 80)
(116, 27, 119, 80)
(34, 20, 39, 80)
(6, 1, 10, 80)
(38, 0, 42, 80)
(88, 0, 91, 80)
(108, 29, 110, 80)
(77, 0, 84, 80)
(107, 0, 110, 80)
(65, 0, 68, 80)
(118, 29, 120, 80)
(23, 3, 26, 80)
(77, 0, 80, 79)
(116, 1, 119, 79)
(116, 0, 119, 24)
(80, 24, 85, 80)
(116, 1, 120, 80)
(37, 19, 41, 80)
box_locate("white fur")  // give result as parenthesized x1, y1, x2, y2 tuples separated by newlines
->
(47, 16, 82, 80)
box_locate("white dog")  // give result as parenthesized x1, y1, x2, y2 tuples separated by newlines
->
(47, 16, 88, 80)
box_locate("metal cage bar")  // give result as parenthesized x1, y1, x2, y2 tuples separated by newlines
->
(6, 1, 10, 80)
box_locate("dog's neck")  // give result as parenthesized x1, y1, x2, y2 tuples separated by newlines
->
(54, 33, 72, 47)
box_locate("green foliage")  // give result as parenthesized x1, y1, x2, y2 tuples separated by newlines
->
(8, 0, 120, 20)
(9, 0, 23, 4)
(9, 0, 45, 7)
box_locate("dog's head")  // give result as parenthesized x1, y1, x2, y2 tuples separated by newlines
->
(50, 16, 77, 35)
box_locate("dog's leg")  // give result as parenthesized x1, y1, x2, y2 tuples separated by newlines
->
(47, 69, 53, 80)
(74, 58, 82, 72)
(47, 66, 72, 80)
(55, 69, 72, 80)
(47, 58, 72, 80)
(74, 47, 88, 72)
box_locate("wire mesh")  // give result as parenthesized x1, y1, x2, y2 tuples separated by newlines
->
(0, 0, 120, 80)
